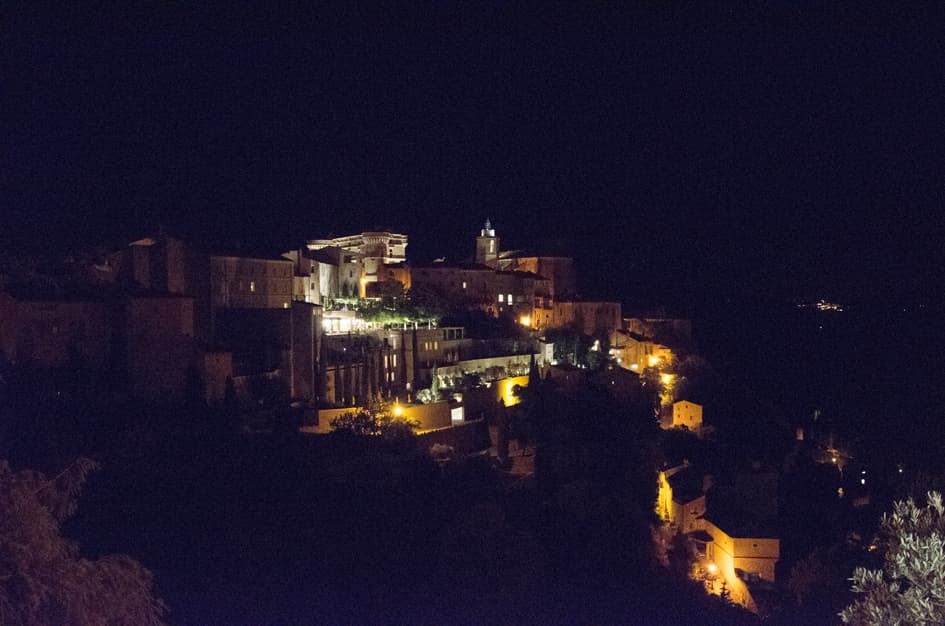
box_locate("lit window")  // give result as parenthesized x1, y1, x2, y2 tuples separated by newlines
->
(249, 281, 256, 292)
(392, 354, 397, 367)
(489, 240, 495, 253)
(462, 281, 467, 289)
(498, 294, 504, 303)
(507, 293, 512, 304)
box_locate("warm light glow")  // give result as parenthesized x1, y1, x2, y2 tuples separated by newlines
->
(648, 355, 660, 367)
(831, 456, 838, 464)
(707, 562, 718, 575)
(519, 314, 531, 327)
(393, 404, 404, 417)
(656, 471, 673, 522)
(630, 363, 639, 371)
(499, 376, 529, 407)
(660, 373, 674, 385)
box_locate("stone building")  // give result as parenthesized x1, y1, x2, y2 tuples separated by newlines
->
(550, 299, 622, 337)
(672, 399, 703, 432)
(0, 292, 110, 369)
(124, 294, 196, 402)
(410, 263, 552, 321)
(307, 231, 408, 297)
(610, 329, 673, 372)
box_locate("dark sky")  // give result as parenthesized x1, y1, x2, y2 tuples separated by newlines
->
(4, 4, 944, 307)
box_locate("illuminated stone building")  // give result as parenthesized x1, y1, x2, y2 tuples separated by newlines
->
(93, 236, 319, 403)
(204, 255, 294, 310)
(610, 329, 673, 373)
(497, 254, 576, 298)
(475, 220, 500, 267)
(307, 231, 408, 297)
(410, 263, 551, 321)
(657, 463, 708, 534)
(702, 515, 780, 584)
(672, 400, 703, 432)
(319, 325, 472, 405)
(282, 247, 367, 305)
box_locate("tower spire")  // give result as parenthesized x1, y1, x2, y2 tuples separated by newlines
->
(475, 219, 499, 267)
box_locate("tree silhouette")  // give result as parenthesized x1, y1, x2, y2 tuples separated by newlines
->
(841, 491, 945, 625)
(0, 458, 166, 625)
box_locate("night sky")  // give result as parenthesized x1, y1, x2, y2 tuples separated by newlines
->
(4, 4, 944, 307)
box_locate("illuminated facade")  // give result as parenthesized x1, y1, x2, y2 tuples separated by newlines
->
(207, 255, 294, 310)
(497, 254, 576, 298)
(307, 231, 408, 297)
(610, 330, 673, 373)
(475, 220, 500, 267)
(657, 464, 707, 534)
(703, 517, 780, 584)
(672, 400, 703, 432)
(410, 264, 551, 320)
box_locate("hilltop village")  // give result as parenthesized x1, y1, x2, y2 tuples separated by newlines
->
(0, 222, 862, 622)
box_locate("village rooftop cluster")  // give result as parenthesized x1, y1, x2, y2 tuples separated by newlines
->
(0, 220, 870, 615)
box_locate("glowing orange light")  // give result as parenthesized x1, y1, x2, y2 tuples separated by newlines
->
(519, 314, 531, 327)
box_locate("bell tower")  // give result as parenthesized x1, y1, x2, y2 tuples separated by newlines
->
(475, 219, 499, 267)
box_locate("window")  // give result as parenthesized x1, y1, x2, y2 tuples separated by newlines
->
(507, 293, 512, 304)
(489, 239, 495, 253)
(498, 294, 504, 303)
(392, 354, 397, 367)
(249, 281, 256, 292)
(462, 281, 467, 289)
